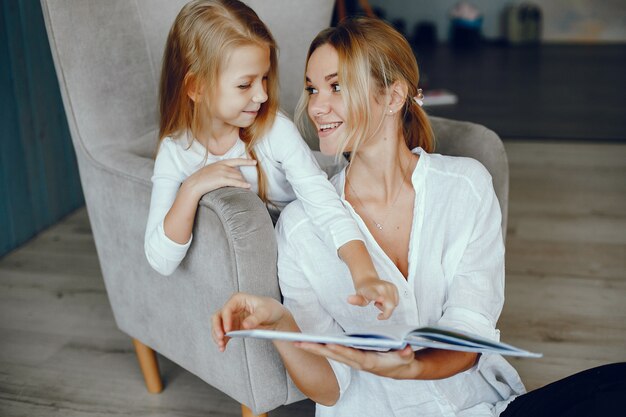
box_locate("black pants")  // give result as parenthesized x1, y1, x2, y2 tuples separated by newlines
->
(501, 363, 626, 417)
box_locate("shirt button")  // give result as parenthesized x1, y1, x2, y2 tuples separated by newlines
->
(403, 290, 410, 298)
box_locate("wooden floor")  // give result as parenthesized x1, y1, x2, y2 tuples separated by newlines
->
(1, 141, 625, 416)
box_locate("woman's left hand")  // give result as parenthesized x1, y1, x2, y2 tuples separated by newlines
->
(211, 292, 289, 352)
(294, 342, 420, 380)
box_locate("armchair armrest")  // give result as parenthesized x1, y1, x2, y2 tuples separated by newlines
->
(93, 164, 294, 413)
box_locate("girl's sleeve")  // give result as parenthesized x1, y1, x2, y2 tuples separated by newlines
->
(437, 167, 505, 342)
(267, 114, 364, 250)
(144, 141, 192, 276)
(276, 203, 352, 400)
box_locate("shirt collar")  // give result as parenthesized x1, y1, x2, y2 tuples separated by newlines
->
(333, 147, 429, 199)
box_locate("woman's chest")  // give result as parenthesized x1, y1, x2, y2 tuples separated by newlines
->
(363, 196, 415, 278)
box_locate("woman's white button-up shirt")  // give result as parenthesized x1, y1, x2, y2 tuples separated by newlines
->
(276, 148, 526, 417)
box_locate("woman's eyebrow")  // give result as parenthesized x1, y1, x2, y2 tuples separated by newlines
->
(305, 72, 338, 83)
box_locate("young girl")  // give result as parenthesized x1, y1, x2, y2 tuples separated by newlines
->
(144, 0, 397, 318)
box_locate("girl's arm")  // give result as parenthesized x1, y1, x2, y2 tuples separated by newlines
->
(145, 140, 256, 275)
(145, 143, 194, 275)
(266, 115, 398, 318)
(212, 293, 340, 406)
(163, 158, 257, 243)
(338, 240, 398, 319)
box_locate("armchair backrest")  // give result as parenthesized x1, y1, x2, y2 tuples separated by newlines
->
(42, 0, 334, 158)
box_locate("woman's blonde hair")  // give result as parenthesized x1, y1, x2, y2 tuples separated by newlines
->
(295, 17, 434, 156)
(159, 0, 279, 202)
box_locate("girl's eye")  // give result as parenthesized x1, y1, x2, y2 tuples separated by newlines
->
(238, 84, 251, 90)
(305, 86, 318, 95)
(331, 83, 341, 93)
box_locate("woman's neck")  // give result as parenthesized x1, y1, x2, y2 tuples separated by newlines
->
(346, 133, 417, 203)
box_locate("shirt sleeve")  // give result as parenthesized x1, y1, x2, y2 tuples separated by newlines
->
(276, 206, 352, 399)
(144, 141, 192, 276)
(437, 171, 505, 342)
(266, 114, 364, 250)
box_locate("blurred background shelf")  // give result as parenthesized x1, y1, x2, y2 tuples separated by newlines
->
(416, 43, 626, 142)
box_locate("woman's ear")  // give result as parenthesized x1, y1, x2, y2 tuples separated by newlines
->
(388, 81, 408, 111)
(185, 73, 205, 103)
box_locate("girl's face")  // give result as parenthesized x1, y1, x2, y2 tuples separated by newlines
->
(305, 44, 347, 156)
(209, 44, 270, 133)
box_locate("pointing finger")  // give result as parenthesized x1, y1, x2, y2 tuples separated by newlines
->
(347, 294, 370, 307)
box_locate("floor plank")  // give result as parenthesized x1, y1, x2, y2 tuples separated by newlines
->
(1, 141, 624, 416)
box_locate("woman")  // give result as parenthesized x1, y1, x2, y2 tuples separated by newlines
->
(212, 17, 624, 416)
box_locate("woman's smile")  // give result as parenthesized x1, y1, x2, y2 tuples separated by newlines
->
(318, 121, 343, 137)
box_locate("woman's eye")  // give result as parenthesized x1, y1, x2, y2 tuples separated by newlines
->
(238, 84, 251, 90)
(332, 83, 341, 93)
(305, 86, 318, 95)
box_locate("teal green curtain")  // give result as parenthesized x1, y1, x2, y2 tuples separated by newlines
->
(1, 0, 83, 257)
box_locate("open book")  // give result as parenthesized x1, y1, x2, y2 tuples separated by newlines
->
(227, 324, 541, 358)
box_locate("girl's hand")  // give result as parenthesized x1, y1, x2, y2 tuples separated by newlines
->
(211, 292, 287, 352)
(185, 158, 257, 198)
(295, 343, 419, 380)
(348, 278, 399, 320)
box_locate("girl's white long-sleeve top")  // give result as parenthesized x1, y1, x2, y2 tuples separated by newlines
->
(144, 113, 363, 276)
(276, 148, 526, 417)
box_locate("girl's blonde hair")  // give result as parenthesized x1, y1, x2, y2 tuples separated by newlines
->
(295, 17, 434, 156)
(159, 0, 279, 202)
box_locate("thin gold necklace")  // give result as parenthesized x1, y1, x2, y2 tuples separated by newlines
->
(346, 158, 412, 231)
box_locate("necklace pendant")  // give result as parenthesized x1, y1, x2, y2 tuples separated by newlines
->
(375, 223, 383, 230)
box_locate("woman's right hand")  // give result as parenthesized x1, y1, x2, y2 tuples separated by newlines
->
(184, 158, 257, 198)
(211, 292, 287, 352)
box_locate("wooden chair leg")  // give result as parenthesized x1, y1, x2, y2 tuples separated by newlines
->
(132, 338, 163, 393)
(241, 403, 268, 417)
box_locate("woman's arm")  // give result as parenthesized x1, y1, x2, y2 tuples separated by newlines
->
(437, 169, 505, 340)
(296, 343, 477, 380)
(211, 293, 340, 406)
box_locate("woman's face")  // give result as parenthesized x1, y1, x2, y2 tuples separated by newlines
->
(305, 43, 389, 156)
(305, 44, 347, 156)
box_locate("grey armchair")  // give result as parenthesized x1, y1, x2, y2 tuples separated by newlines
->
(41, 0, 508, 416)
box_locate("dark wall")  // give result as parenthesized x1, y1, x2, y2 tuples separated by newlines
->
(1, 0, 83, 257)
